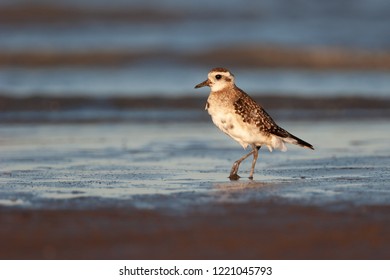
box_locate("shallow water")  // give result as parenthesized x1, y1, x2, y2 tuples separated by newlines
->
(1, 0, 390, 100)
(1, 67, 390, 98)
(1, 0, 390, 51)
(1, 120, 389, 210)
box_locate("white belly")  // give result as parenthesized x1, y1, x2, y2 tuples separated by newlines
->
(209, 110, 270, 149)
(206, 95, 287, 152)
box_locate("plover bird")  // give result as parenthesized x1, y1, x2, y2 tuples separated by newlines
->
(195, 67, 314, 180)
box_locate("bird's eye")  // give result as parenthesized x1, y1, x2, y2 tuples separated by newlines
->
(215, 74, 222, 80)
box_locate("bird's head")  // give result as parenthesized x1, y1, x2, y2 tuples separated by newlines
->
(195, 67, 235, 92)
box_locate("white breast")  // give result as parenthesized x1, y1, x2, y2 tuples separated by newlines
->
(207, 99, 280, 151)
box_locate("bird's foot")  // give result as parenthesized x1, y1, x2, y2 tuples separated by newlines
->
(229, 173, 241, 181)
(248, 176, 254, 180)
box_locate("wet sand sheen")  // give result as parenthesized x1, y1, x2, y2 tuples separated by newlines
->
(1, 120, 389, 205)
(0, 118, 389, 259)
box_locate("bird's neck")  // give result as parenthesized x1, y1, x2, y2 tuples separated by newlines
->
(208, 86, 236, 105)
(210, 83, 235, 93)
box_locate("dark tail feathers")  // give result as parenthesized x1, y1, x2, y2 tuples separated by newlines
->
(288, 133, 314, 150)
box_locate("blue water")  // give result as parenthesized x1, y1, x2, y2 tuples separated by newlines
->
(0, 0, 390, 98)
(0, 66, 389, 98)
(1, 0, 390, 51)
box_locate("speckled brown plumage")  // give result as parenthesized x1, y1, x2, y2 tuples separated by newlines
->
(233, 88, 290, 138)
(194, 67, 314, 180)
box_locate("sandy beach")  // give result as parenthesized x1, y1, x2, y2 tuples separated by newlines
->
(1, 0, 390, 261)
(1, 116, 389, 259)
(2, 203, 390, 259)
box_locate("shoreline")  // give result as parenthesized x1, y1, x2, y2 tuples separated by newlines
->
(0, 95, 390, 124)
(1, 95, 389, 111)
(0, 95, 389, 124)
(1, 116, 389, 259)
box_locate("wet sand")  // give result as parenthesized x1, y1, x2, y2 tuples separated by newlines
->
(1, 119, 389, 259)
(2, 203, 390, 259)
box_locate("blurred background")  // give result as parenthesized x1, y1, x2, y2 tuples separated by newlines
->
(0, 0, 389, 105)
(1, 1, 390, 259)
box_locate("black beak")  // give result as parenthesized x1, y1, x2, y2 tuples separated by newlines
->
(194, 79, 210, 89)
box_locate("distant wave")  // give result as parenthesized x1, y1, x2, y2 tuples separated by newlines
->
(1, 46, 390, 70)
(1, 95, 389, 123)
(0, 4, 182, 24)
(0, 3, 258, 24)
(2, 95, 389, 110)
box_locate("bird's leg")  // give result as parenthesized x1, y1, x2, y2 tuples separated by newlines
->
(229, 149, 254, 180)
(248, 145, 261, 180)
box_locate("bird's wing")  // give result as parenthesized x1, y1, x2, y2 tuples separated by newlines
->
(233, 89, 314, 149)
(233, 89, 289, 138)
